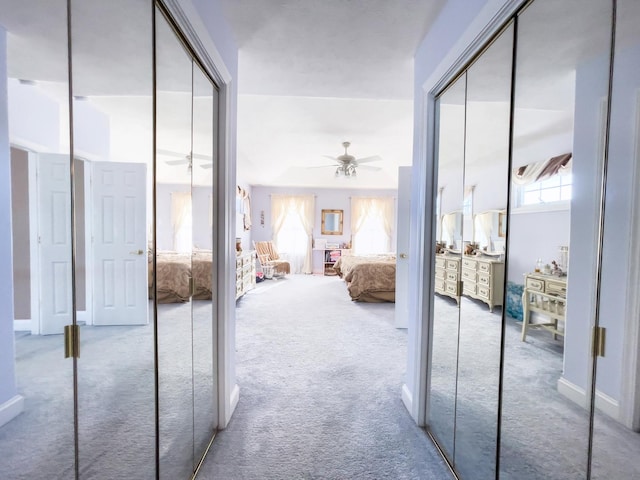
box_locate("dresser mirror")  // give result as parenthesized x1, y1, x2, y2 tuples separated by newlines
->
(321, 209, 343, 235)
(440, 210, 462, 251)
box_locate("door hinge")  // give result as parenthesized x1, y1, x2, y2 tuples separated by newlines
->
(64, 324, 80, 358)
(189, 277, 195, 296)
(592, 326, 606, 358)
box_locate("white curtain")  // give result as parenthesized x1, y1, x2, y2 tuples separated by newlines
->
(271, 194, 315, 274)
(171, 192, 191, 253)
(351, 197, 395, 254)
(475, 212, 493, 249)
(441, 212, 456, 247)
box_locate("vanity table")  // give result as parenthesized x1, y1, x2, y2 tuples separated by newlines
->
(521, 272, 567, 341)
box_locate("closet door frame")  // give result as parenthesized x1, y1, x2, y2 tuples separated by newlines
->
(156, 0, 237, 429)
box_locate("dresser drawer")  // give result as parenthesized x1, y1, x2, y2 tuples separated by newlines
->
(477, 261, 491, 273)
(446, 271, 458, 282)
(463, 282, 476, 295)
(462, 258, 477, 270)
(435, 257, 446, 268)
(236, 257, 242, 269)
(526, 277, 544, 292)
(435, 268, 445, 279)
(461, 269, 476, 282)
(446, 259, 460, 272)
(477, 273, 490, 287)
(477, 285, 490, 299)
(445, 282, 458, 295)
(435, 278, 445, 291)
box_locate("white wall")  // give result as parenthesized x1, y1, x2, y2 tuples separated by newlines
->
(8, 79, 60, 152)
(562, 53, 612, 400)
(591, 42, 640, 404)
(250, 185, 398, 256)
(0, 28, 23, 426)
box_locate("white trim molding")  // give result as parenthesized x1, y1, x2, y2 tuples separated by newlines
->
(558, 376, 620, 421)
(0, 395, 24, 429)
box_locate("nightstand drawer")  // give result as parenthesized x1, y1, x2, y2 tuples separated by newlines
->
(546, 281, 567, 297)
(526, 277, 544, 292)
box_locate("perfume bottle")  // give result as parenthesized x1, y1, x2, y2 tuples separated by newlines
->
(535, 258, 542, 273)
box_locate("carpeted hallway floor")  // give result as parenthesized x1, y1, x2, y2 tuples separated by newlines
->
(198, 274, 452, 479)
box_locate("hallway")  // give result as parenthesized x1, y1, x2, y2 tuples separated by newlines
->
(199, 275, 451, 479)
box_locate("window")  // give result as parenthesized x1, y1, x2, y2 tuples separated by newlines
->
(518, 173, 572, 207)
(171, 192, 192, 253)
(276, 210, 307, 272)
(351, 197, 394, 255)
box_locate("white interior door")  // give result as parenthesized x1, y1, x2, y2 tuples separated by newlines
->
(37, 154, 73, 335)
(91, 161, 148, 326)
(395, 166, 411, 329)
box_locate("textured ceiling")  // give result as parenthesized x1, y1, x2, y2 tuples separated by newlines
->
(219, 0, 447, 189)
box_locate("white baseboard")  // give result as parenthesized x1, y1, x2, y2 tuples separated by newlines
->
(0, 395, 24, 428)
(557, 376, 620, 420)
(402, 383, 413, 418)
(13, 319, 31, 331)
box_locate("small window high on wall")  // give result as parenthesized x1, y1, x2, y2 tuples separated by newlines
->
(513, 153, 572, 208)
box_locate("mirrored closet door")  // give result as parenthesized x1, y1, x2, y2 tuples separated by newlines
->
(428, 22, 513, 479)
(0, 1, 76, 478)
(70, 0, 156, 476)
(427, 0, 640, 478)
(155, 5, 218, 477)
(0, 1, 221, 478)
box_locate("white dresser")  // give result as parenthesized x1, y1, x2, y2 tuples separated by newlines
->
(460, 256, 505, 312)
(435, 254, 461, 304)
(236, 250, 256, 300)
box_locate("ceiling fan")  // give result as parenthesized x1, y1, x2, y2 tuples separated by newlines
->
(157, 149, 213, 169)
(318, 141, 382, 177)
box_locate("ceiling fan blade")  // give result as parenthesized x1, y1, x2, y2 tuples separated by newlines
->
(165, 159, 190, 166)
(199, 163, 213, 169)
(157, 148, 187, 157)
(307, 164, 339, 169)
(192, 153, 212, 161)
(354, 155, 382, 164)
(357, 165, 382, 171)
(323, 155, 339, 162)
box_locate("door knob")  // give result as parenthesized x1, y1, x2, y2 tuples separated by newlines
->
(130, 249, 144, 255)
(400, 253, 408, 259)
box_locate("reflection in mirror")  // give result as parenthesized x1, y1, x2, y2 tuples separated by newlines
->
(592, 0, 640, 477)
(473, 209, 506, 254)
(453, 23, 512, 480)
(500, 0, 612, 477)
(0, 1, 76, 477)
(428, 72, 466, 461)
(321, 209, 343, 235)
(70, 0, 155, 476)
(155, 6, 196, 478)
(191, 61, 218, 464)
(440, 210, 462, 251)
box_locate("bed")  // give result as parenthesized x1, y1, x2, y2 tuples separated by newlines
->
(149, 250, 213, 303)
(333, 254, 397, 303)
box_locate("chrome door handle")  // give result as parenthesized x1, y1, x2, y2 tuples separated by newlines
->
(400, 253, 408, 259)
(130, 249, 144, 255)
